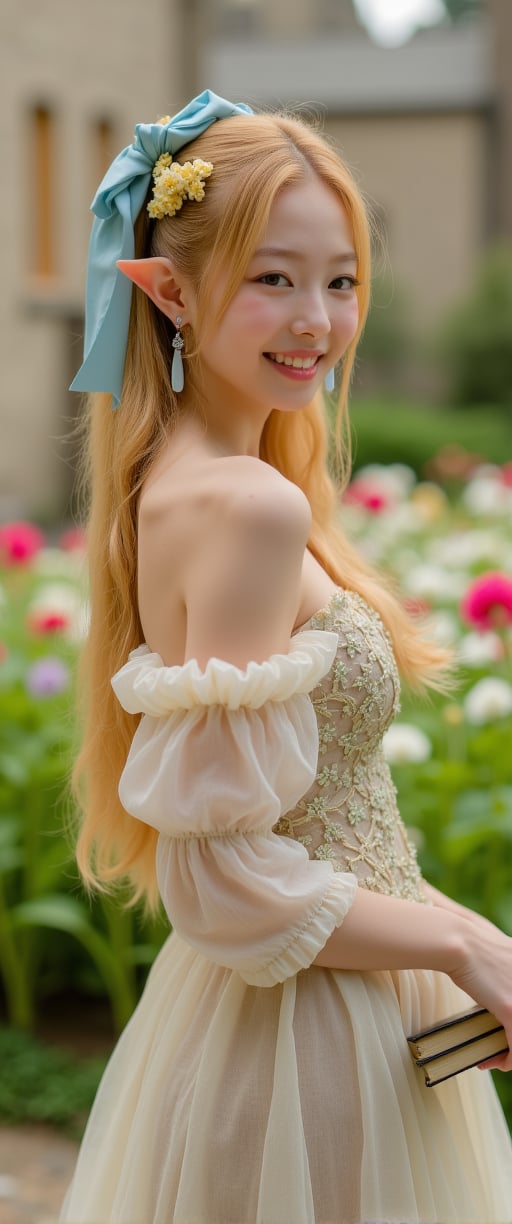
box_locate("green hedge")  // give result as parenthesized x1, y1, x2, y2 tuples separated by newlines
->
(349, 399, 512, 477)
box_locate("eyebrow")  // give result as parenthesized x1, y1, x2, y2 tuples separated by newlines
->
(253, 246, 357, 263)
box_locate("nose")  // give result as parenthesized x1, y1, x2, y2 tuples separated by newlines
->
(290, 292, 331, 339)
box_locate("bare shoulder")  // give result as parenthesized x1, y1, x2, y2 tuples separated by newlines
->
(139, 453, 310, 538)
(141, 454, 311, 668)
(219, 454, 311, 520)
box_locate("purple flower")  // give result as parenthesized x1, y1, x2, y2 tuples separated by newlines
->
(25, 657, 70, 698)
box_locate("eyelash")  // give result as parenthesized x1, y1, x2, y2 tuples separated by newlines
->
(256, 273, 360, 290)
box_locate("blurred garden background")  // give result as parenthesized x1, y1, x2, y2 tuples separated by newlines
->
(1, 0, 512, 1196)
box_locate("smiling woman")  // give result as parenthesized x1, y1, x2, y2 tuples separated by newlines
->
(61, 91, 512, 1224)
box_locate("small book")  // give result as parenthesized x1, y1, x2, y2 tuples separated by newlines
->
(417, 1030, 509, 1087)
(407, 1006, 508, 1088)
(408, 1005, 502, 1062)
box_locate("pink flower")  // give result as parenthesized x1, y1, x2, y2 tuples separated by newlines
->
(501, 463, 512, 489)
(28, 611, 70, 635)
(461, 571, 512, 632)
(343, 481, 392, 513)
(0, 521, 45, 565)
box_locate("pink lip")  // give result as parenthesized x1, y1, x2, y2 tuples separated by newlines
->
(264, 351, 324, 382)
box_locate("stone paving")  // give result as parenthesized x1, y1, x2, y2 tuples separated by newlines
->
(0, 1125, 78, 1224)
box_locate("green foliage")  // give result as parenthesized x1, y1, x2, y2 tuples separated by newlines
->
(440, 245, 512, 407)
(390, 701, 512, 1127)
(350, 398, 512, 477)
(343, 453, 512, 1129)
(0, 543, 168, 1033)
(0, 1025, 105, 1136)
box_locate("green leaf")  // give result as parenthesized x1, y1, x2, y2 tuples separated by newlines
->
(11, 894, 137, 1031)
(0, 753, 30, 786)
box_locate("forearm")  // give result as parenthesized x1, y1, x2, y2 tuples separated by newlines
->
(314, 885, 512, 1071)
(313, 886, 468, 974)
(422, 881, 499, 937)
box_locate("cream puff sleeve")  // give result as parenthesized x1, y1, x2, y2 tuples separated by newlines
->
(111, 629, 357, 987)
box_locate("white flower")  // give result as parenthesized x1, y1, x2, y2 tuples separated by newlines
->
(29, 581, 89, 641)
(404, 563, 468, 602)
(458, 632, 503, 667)
(464, 678, 512, 725)
(29, 582, 82, 618)
(462, 475, 512, 517)
(429, 530, 506, 569)
(358, 463, 416, 498)
(373, 502, 423, 538)
(382, 724, 432, 764)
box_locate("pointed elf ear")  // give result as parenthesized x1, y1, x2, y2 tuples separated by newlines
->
(117, 257, 187, 324)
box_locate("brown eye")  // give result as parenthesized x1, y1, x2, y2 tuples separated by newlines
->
(258, 273, 290, 287)
(330, 275, 359, 290)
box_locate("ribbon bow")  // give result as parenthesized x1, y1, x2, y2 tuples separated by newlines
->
(71, 90, 253, 406)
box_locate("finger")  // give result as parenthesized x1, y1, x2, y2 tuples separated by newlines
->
(478, 1052, 511, 1072)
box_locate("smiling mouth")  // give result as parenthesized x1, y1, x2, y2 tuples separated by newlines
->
(264, 352, 321, 369)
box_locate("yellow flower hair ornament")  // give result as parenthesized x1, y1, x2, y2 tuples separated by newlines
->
(147, 155, 213, 219)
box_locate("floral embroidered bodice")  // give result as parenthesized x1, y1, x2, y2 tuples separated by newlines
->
(273, 587, 425, 902)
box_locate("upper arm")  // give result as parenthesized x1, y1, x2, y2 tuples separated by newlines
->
(184, 463, 311, 669)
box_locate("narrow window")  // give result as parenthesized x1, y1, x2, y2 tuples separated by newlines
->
(32, 105, 55, 278)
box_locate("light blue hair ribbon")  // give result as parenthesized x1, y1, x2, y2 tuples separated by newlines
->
(71, 90, 253, 407)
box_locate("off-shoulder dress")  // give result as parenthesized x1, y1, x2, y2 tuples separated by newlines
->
(60, 587, 512, 1224)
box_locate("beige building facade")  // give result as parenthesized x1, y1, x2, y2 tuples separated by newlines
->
(208, 14, 496, 324)
(0, 0, 183, 519)
(0, 1, 508, 518)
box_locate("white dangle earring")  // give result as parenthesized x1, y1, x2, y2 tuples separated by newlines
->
(171, 316, 185, 393)
(324, 366, 335, 393)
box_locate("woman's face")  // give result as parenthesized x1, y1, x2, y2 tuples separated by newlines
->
(195, 174, 360, 416)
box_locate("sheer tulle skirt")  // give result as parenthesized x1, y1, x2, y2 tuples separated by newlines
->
(60, 932, 512, 1224)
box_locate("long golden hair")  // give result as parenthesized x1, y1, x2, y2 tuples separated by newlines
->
(73, 109, 450, 907)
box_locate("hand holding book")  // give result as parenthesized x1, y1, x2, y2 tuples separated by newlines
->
(408, 1006, 509, 1087)
(444, 910, 512, 1075)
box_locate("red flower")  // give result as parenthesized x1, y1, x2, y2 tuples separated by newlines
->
(0, 521, 45, 565)
(28, 611, 70, 636)
(461, 572, 512, 632)
(343, 481, 392, 513)
(501, 463, 512, 488)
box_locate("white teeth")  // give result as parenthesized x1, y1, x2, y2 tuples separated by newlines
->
(269, 353, 317, 369)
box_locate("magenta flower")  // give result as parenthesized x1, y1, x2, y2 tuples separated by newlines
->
(344, 481, 392, 513)
(461, 571, 512, 632)
(25, 657, 70, 697)
(0, 521, 45, 565)
(28, 611, 70, 636)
